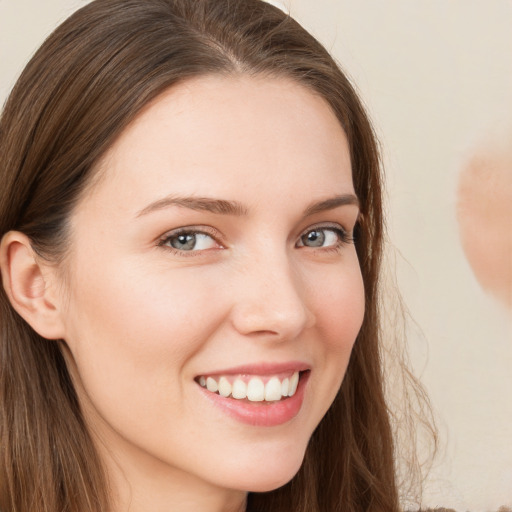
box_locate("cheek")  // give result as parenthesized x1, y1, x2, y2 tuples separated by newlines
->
(61, 257, 225, 405)
(313, 256, 365, 349)
(69, 256, 214, 338)
(306, 254, 365, 400)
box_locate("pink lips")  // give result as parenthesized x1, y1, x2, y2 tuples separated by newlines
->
(196, 362, 310, 427)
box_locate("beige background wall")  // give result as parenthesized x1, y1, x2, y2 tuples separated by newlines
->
(1, 1, 511, 510)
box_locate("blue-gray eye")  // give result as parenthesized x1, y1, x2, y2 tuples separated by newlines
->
(166, 232, 217, 251)
(170, 233, 196, 250)
(302, 230, 325, 247)
(298, 228, 345, 248)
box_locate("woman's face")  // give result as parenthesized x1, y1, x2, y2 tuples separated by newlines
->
(57, 75, 364, 502)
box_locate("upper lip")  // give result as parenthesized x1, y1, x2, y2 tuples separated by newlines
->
(196, 361, 311, 377)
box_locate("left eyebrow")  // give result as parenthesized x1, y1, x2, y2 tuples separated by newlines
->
(303, 194, 360, 216)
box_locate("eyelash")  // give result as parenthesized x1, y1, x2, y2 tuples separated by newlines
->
(157, 224, 355, 256)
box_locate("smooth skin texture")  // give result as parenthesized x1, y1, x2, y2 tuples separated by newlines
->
(2, 76, 365, 512)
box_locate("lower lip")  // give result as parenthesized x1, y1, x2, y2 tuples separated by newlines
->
(198, 372, 310, 427)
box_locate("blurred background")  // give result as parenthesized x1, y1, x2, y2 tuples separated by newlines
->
(1, 1, 511, 510)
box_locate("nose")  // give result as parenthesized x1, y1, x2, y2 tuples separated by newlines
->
(229, 251, 315, 342)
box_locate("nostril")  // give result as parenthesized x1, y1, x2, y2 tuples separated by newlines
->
(229, 264, 314, 338)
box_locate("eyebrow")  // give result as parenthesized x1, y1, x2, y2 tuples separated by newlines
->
(136, 193, 359, 218)
(303, 194, 360, 216)
(136, 196, 249, 217)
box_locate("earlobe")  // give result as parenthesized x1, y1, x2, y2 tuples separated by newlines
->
(0, 231, 66, 340)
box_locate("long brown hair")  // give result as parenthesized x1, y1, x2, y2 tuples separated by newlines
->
(0, 1, 426, 510)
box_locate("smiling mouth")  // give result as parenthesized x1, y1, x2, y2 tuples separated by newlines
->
(196, 371, 306, 402)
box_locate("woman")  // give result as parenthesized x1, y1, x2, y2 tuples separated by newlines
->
(0, 0, 428, 510)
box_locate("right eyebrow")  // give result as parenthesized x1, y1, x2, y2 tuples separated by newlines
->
(135, 195, 249, 218)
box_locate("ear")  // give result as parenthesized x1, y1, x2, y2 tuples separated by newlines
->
(0, 231, 66, 340)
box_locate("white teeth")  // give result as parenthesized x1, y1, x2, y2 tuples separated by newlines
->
(218, 377, 232, 397)
(199, 371, 301, 402)
(289, 371, 299, 396)
(264, 377, 282, 401)
(247, 377, 265, 401)
(206, 377, 218, 393)
(231, 378, 247, 399)
(281, 378, 289, 397)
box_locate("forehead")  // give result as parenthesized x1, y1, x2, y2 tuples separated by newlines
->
(82, 75, 353, 217)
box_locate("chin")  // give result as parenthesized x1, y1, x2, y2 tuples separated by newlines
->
(223, 446, 307, 493)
